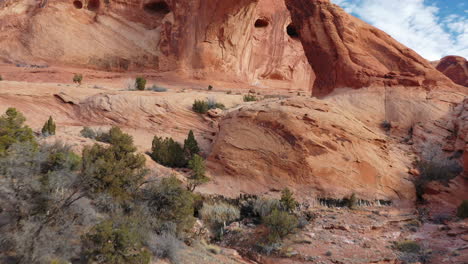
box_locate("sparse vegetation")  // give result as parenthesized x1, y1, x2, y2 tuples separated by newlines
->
(208, 85, 213, 91)
(187, 154, 209, 192)
(457, 200, 468, 219)
(263, 209, 298, 243)
(0, 75, 3, 81)
(0, 108, 36, 155)
(135, 77, 147, 91)
(192, 99, 209, 114)
(143, 176, 196, 235)
(200, 202, 240, 238)
(280, 188, 298, 213)
(381, 120, 391, 132)
(395, 240, 421, 253)
(243, 94, 257, 102)
(82, 219, 151, 264)
(207, 97, 225, 110)
(147, 232, 182, 263)
(80, 126, 97, 139)
(151, 85, 168, 92)
(415, 144, 462, 202)
(253, 198, 281, 218)
(73, 73, 83, 85)
(150, 136, 186, 168)
(41, 116, 56, 136)
(347, 193, 358, 209)
(81, 126, 147, 201)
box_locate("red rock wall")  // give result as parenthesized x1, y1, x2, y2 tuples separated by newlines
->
(285, 0, 456, 96)
(436, 56, 468, 87)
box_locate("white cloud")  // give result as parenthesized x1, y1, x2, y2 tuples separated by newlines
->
(331, 0, 468, 60)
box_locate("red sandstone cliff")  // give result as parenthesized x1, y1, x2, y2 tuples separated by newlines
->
(436, 56, 468, 87)
(285, 0, 457, 96)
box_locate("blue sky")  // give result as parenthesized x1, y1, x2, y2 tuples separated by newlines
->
(331, 0, 467, 60)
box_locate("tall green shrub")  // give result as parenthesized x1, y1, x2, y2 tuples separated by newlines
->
(0, 108, 36, 155)
(280, 188, 298, 213)
(183, 130, 200, 158)
(187, 154, 209, 191)
(41, 116, 56, 136)
(150, 136, 186, 168)
(135, 77, 147, 91)
(263, 209, 298, 243)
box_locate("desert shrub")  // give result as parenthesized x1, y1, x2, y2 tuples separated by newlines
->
(347, 193, 358, 209)
(147, 232, 183, 264)
(208, 85, 213, 91)
(150, 136, 186, 168)
(187, 154, 209, 191)
(0, 75, 3, 81)
(243, 94, 257, 102)
(151, 85, 168, 92)
(200, 202, 240, 238)
(415, 144, 462, 201)
(80, 126, 97, 139)
(81, 127, 147, 201)
(41, 116, 56, 136)
(253, 198, 281, 218)
(280, 188, 298, 213)
(73, 74, 83, 85)
(192, 100, 209, 114)
(395, 240, 421, 253)
(183, 130, 200, 159)
(207, 97, 225, 110)
(263, 209, 298, 242)
(82, 219, 151, 264)
(0, 141, 93, 263)
(381, 120, 391, 132)
(135, 77, 147, 91)
(226, 90, 232, 94)
(143, 176, 196, 235)
(0, 108, 37, 155)
(457, 200, 468, 219)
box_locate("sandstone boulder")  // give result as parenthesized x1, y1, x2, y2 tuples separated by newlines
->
(436, 56, 468, 87)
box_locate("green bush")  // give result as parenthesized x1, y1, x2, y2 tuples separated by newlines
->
(457, 200, 468, 219)
(80, 126, 97, 139)
(200, 202, 240, 238)
(183, 130, 200, 158)
(280, 188, 298, 213)
(151, 85, 168, 92)
(0, 108, 37, 155)
(82, 219, 151, 264)
(263, 209, 298, 243)
(144, 176, 196, 235)
(41, 116, 56, 136)
(150, 136, 186, 168)
(40, 142, 81, 173)
(192, 100, 209, 114)
(73, 74, 83, 85)
(187, 154, 209, 191)
(81, 127, 147, 201)
(395, 240, 421, 253)
(347, 193, 358, 209)
(243, 94, 257, 102)
(135, 77, 147, 91)
(253, 198, 281, 218)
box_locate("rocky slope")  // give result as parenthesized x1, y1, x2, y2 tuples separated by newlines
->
(436, 56, 468, 87)
(285, 0, 457, 96)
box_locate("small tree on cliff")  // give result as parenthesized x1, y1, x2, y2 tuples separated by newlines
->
(187, 154, 209, 191)
(183, 130, 200, 159)
(41, 116, 56, 136)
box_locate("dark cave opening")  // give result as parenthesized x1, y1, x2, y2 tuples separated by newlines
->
(87, 0, 100, 11)
(254, 18, 269, 28)
(73, 0, 83, 9)
(287, 24, 300, 39)
(143, 1, 171, 15)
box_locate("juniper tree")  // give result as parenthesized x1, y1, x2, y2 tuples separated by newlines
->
(0, 108, 36, 155)
(183, 130, 200, 159)
(41, 116, 56, 136)
(187, 154, 209, 192)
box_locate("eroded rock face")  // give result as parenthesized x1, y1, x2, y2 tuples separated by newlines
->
(207, 97, 414, 201)
(284, 0, 456, 96)
(436, 56, 468, 87)
(0, 0, 313, 91)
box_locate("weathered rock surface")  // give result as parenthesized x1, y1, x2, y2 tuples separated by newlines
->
(0, 0, 313, 92)
(436, 56, 468, 87)
(285, 0, 457, 96)
(207, 96, 415, 201)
